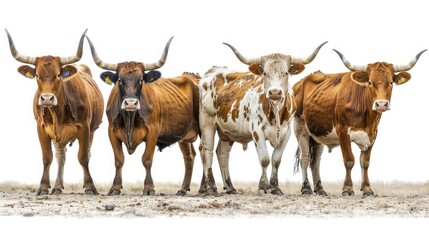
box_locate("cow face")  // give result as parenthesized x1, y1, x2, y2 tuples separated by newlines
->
(249, 54, 305, 102)
(17, 56, 78, 107)
(351, 62, 412, 112)
(100, 62, 162, 112)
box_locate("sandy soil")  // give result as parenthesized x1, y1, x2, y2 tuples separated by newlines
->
(1, 181, 429, 218)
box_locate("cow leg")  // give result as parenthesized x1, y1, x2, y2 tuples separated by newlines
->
(310, 142, 327, 196)
(199, 115, 218, 195)
(270, 128, 292, 196)
(360, 146, 374, 196)
(253, 132, 271, 194)
(338, 129, 355, 196)
(51, 142, 65, 195)
(216, 139, 238, 194)
(77, 125, 98, 195)
(177, 142, 195, 196)
(37, 125, 53, 196)
(294, 117, 312, 195)
(141, 131, 158, 196)
(108, 128, 124, 196)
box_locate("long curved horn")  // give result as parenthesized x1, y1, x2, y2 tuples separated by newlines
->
(5, 29, 36, 65)
(333, 49, 367, 71)
(393, 49, 427, 72)
(60, 29, 87, 64)
(85, 36, 118, 71)
(143, 36, 174, 70)
(292, 41, 328, 64)
(223, 43, 261, 65)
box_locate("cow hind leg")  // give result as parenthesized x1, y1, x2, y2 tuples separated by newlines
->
(177, 142, 195, 196)
(51, 142, 66, 195)
(216, 139, 238, 194)
(310, 141, 327, 196)
(294, 119, 312, 195)
(198, 116, 218, 195)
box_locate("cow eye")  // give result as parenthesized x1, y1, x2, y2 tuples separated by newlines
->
(368, 81, 372, 86)
(117, 78, 122, 84)
(138, 78, 143, 84)
(390, 81, 393, 85)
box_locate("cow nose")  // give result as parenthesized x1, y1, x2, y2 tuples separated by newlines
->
(268, 89, 282, 101)
(39, 93, 58, 106)
(373, 100, 390, 112)
(121, 98, 141, 111)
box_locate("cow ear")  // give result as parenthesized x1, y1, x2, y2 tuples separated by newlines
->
(143, 70, 162, 83)
(60, 65, 78, 82)
(18, 65, 36, 79)
(289, 63, 305, 75)
(249, 63, 263, 75)
(350, 71, 370, 86)
(100, 71, 118, 85)
(394, 72, 411, 85)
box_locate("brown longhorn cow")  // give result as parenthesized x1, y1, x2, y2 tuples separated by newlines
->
(6, 29, 104, 195)
(293, 48, 426, 196)
(86, 36, 200, 196)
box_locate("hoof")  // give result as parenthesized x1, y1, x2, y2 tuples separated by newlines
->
(226, 189, 239, 194)
(143, 189, 155, 196)
(107, 189, 121, 196)
(36, 189, 49, 196)
(50, 188, 62, 195)
(271, 189, 284, 196)
(85, 188, 99, 195)
(342, 191, 354, 196)
(301, 188, 313, 195)
(258, 189, 268, 195)
(176, 190, 187, 196)
(363, 191, 375, 197)
(316, 190, 327, 196)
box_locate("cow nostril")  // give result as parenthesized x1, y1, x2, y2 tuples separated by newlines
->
(50, 96, 54, 101)
(375, 102, 379, 107)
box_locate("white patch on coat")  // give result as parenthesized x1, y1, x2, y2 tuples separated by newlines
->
(311, 128, 339, 152)
(348, 128, 371, 151)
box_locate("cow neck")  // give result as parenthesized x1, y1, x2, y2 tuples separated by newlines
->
(121, 110, 137, 150)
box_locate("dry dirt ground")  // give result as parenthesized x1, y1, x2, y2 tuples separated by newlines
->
(1, 181, 429, 218)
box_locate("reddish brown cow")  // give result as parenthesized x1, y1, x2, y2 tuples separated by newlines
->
(293, 49, 426, 196)
(86, 36, 200, 196)
(6, 29, 104, 195)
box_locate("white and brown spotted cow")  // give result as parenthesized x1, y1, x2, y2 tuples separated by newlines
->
(198, 42, 327, 195)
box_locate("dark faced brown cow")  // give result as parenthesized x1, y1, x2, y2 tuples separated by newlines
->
(293, 49, 426, 196)
(86, 36, 200, 196)
(6, 29, 104, 195)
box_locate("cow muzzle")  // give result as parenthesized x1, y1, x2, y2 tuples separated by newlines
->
(372, 100, 390, 112)
(38, 93, 58, 107)
(268, 89, 283, 101)
(121, 98, 141, 111)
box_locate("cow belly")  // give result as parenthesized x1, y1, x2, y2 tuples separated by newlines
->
(311, 128, 339, 149)
(217, 121, 253, 144)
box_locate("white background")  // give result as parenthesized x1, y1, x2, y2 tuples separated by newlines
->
(0, 0, 428, 190)
(1, 0, 428, 238)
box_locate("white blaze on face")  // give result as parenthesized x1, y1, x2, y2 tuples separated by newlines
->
(348, 128, 371, 151)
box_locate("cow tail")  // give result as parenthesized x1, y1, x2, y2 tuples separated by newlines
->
(293, 146, 301, 174)
(294, 137, 316, 174)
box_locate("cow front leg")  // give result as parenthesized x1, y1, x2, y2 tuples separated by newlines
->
(360, 147, 374, 196)
(177, 142, 195, 196)
(51, 142, 66, 195)
(253, 132, 271, 194)
(141, 131, 158, 196)
(270, 128, 292, 196)
(108, 129, 125, 196)
(77, 125, 98, 195)
(338, 129, 355, 196)
(216, 139, 238, 194)
(37, 125, 53, 196)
